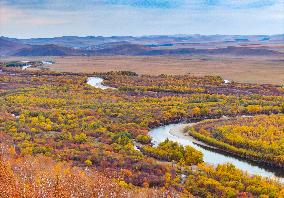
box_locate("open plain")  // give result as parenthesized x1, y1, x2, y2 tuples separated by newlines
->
(1, 55, 284, 85)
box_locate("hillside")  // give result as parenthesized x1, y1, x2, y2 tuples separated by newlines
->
(92, 43, 151, 55)
(139, 46, 283, 56)
(1, 35, 284, 56)
(13, 44, 87, 56)
(0, 37, 30, 56)
(14, 34, 284, 48)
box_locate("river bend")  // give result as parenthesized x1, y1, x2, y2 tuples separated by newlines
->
(87, 77, 283, 182)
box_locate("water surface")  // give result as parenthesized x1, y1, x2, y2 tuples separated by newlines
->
(87, 77, 113, 89)
(149, 123, 283, 182)
(86, 77, 283, 182)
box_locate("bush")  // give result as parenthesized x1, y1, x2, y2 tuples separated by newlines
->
(136, 135, 151, 144)
(74, 133, 87, 143)
(84, 159, 92, 166)
(112, 131, 132, 146)
(142, 139, 203, 165)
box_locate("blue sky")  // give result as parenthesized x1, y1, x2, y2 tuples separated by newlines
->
(0, 0, 283, 38)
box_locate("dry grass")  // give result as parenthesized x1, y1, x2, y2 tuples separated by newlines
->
(1, 55, 284, 85)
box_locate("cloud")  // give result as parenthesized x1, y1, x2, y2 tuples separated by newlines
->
(3, 0, 281, 10)
(222, 0, 277, 9)
(0, 4, 70, 25)
(0, 0, 283, 38)
(1, 0, 185, 10)
(0, 3, 24, 24)
(104, 0, 184, 9)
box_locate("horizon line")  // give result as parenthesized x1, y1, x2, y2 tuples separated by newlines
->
(2, 33, 284, 40)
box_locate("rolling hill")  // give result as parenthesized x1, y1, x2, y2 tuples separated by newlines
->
(0, 37, 30, 56)
(13, 44, 87, 56)
(1, 35, 283, 57)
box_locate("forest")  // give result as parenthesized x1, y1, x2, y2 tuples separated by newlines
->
(188, 115, 284, 168)
(0, 67, 283, 197)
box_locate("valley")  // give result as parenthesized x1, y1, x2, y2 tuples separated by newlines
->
(1, 0, 284, 196)
(0, 67, 283, 197)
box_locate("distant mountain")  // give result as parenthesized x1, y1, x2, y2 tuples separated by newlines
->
(13, 44, 87, 56)
(3, 34, 283, 49)
(88, 44, 283, 56)
(1, 35, 283, 57)
(17, 36, 137, 48)
(92, 44, 151, 55)
(137, 46, 283, 56)
(208, 46, 282, 56)
(0, 37, 29, 56)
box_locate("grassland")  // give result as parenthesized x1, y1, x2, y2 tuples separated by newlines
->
(1, 55, 284, 85)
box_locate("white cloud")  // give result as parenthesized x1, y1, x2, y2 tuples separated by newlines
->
(0, 0, 283, 38)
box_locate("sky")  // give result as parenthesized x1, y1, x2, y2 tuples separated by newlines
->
(0, 0, 284, 38)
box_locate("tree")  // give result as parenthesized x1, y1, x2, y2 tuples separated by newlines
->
(192, 107, 201, 116)
(74, 133, 87, 143)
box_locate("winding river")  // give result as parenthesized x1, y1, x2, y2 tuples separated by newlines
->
(149, 123, 283, 182)
(87, 77, 283, 182)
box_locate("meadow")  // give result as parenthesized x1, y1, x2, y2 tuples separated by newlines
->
(1, 55, 284, 85)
